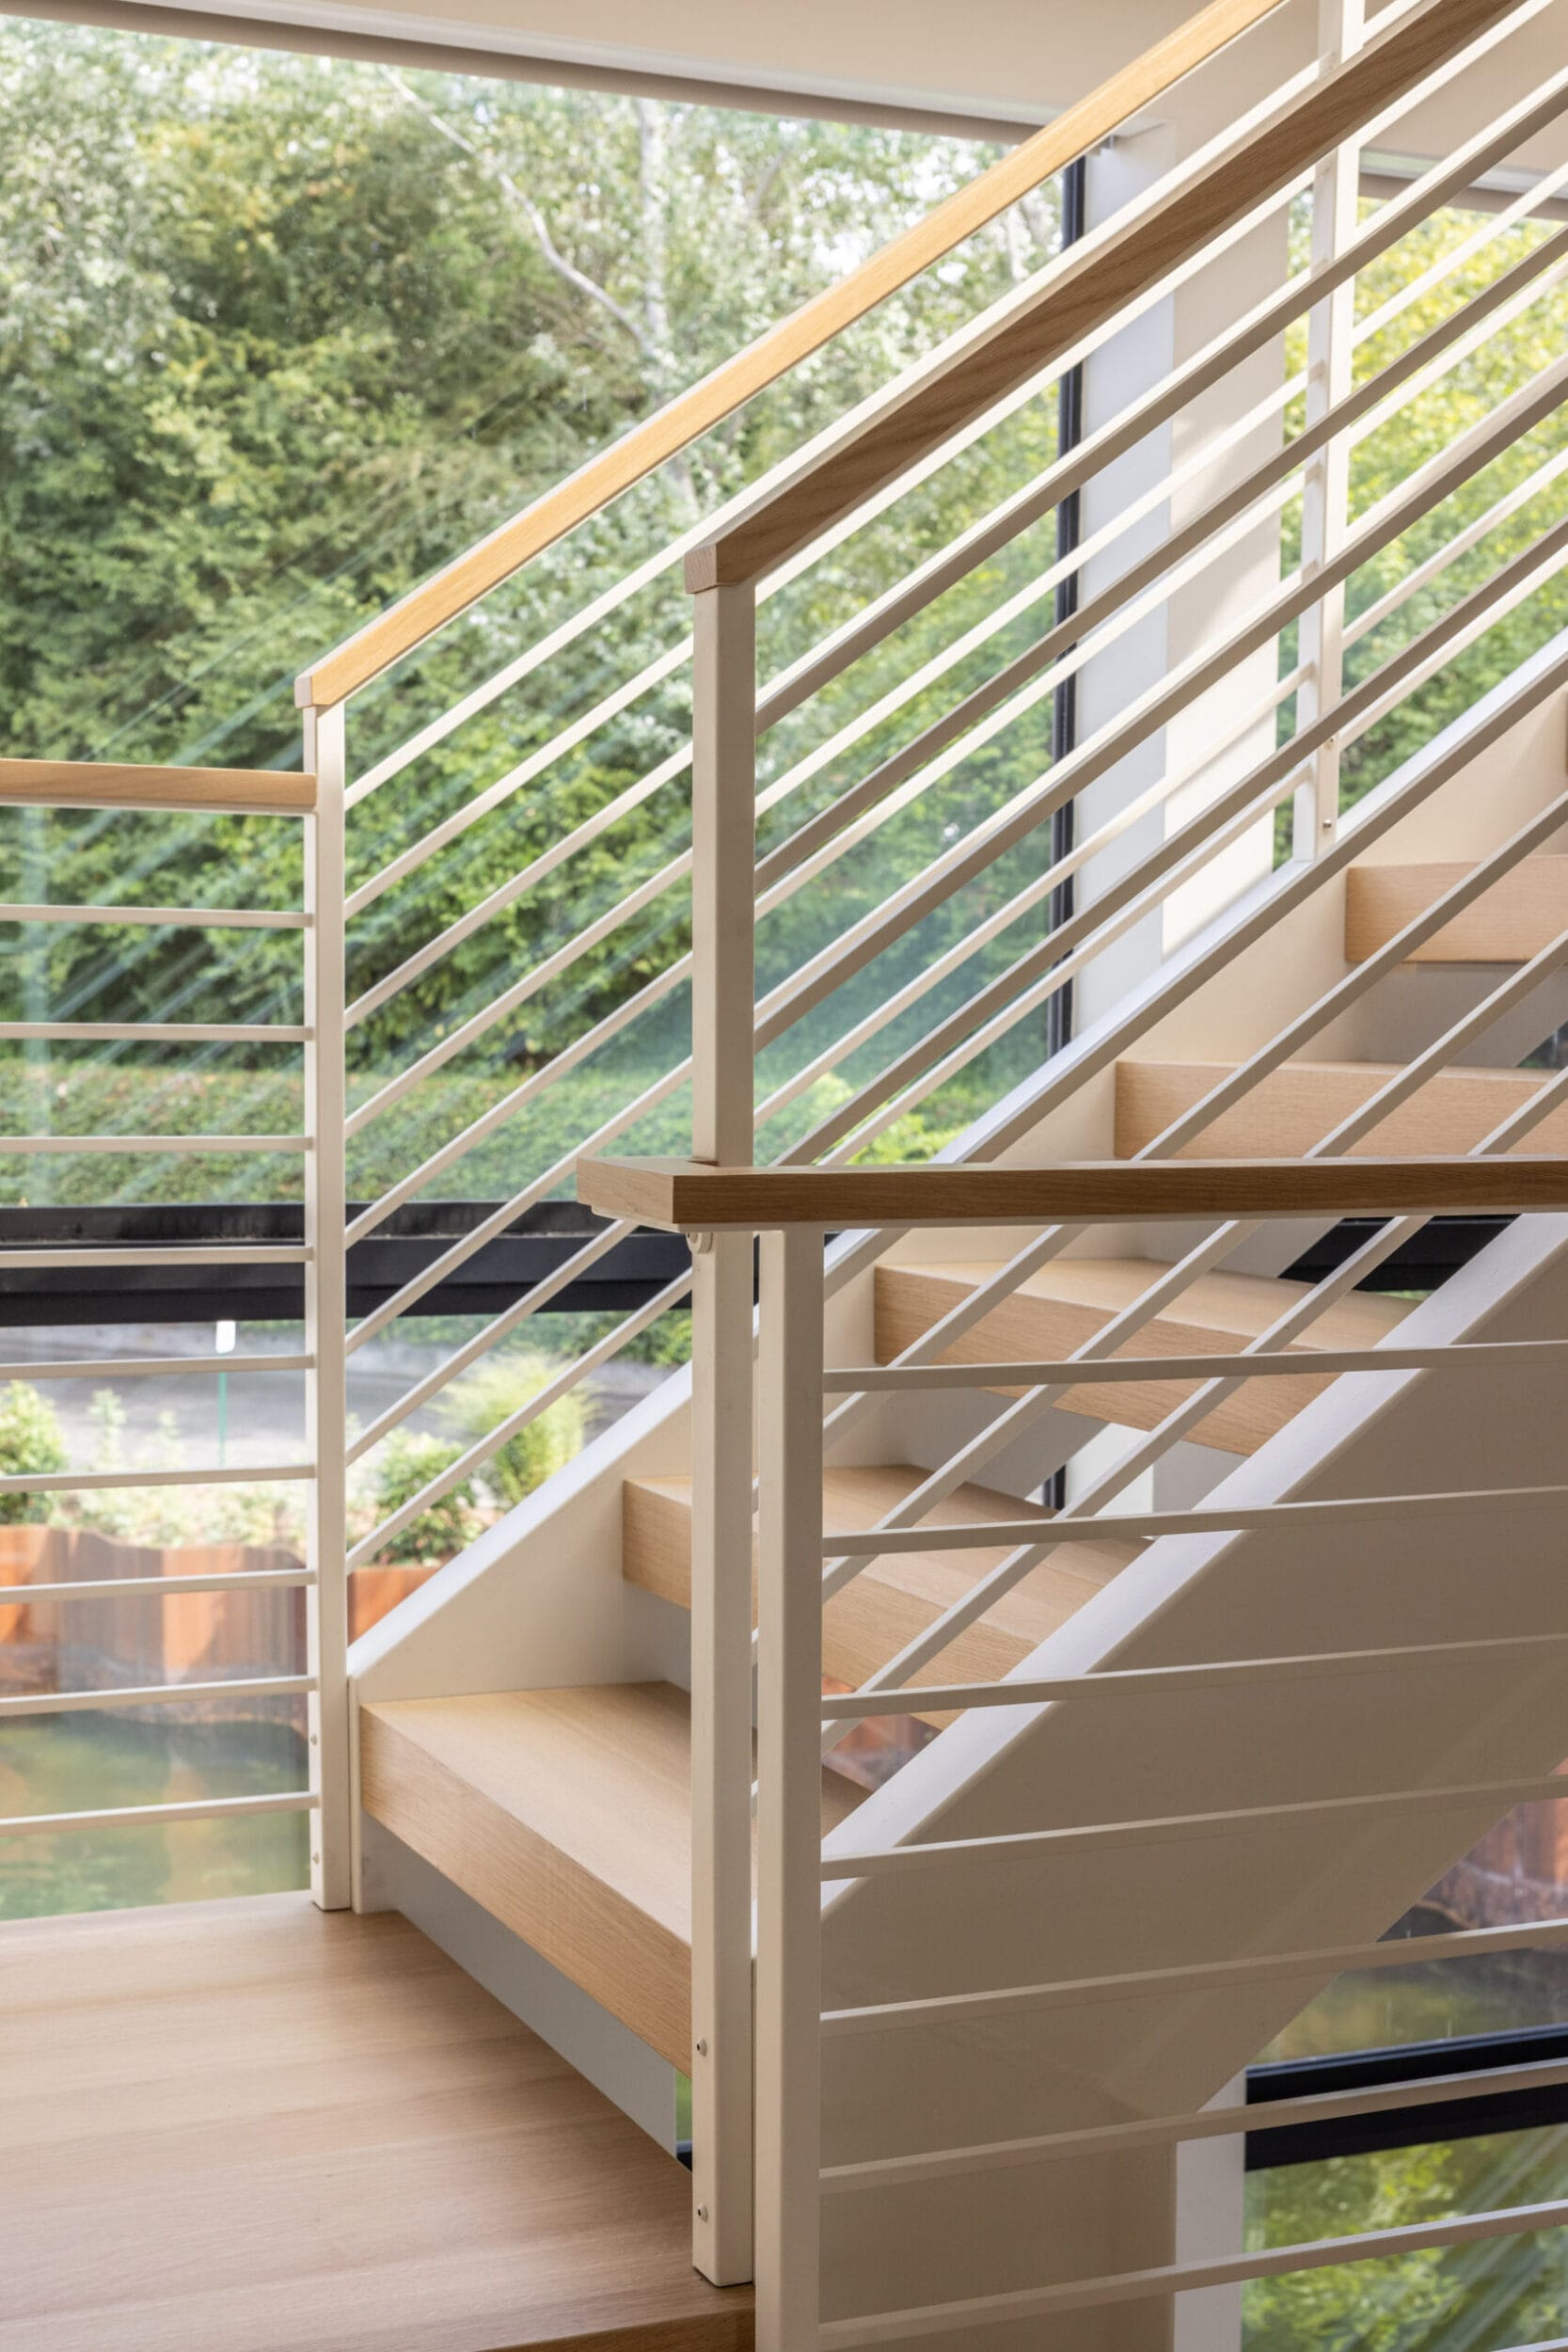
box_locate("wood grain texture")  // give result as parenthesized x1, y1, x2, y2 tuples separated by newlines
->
(623, 1465, 1138, 1725)
(0, 758, 316, 814)
(360, 1683, 863, 2072)
(874, 1257, 1413, 1458)
(1115, 1060, 1568, 1161)
(293, 0, 1291, 706)
(1345, 857, 1568, 962)
(0, 1892, 752, 2352)
(693, 0, 1523, 585)
(577, 1152, 1568, 1229)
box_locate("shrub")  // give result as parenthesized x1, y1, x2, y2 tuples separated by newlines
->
(438, 1355, 587, 1510)
(370, 1429, 480, 1566)
(0, 1381, 69, 1524)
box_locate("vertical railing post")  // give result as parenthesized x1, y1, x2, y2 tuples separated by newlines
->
(301, 699, 353, 1912)
(687, 574, 759, 2282)
(1293, 0, 1364, 861)
(754, 1225, 825, 2352)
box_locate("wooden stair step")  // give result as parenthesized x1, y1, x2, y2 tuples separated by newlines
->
(360, 1682, 863, 2072)
(1115, 1057, 1568, 1161)
(624, 1465, 1138, 1716)
(1345, 856, 1568, 963)
(874, 1255, 1413, 1457)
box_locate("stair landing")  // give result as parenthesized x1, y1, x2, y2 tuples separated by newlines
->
(0, 1891, 752, 2352)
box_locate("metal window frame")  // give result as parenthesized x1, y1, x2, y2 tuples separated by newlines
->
(1248, 2022, 1568, 2169)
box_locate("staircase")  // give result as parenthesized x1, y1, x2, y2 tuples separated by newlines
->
(9, 0, 1568, 2341)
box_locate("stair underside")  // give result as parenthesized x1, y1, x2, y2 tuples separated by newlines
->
(873, 1256, 1413, 1455)
(361, 1682, 863, 2071)
(624, 1465, 1139, 1716)
(0, 1893, 751, 2352)
(1116, 1058, 1568, 1160)
(1345, 855, 1568, 961)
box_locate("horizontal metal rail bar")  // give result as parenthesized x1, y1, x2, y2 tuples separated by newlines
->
(1343, 439, 1568, 654)
(750, 339, 1568, 1061)
(0, 902, 308, 930)
(816, 2196, 1568, 2340)
(343, 1213, 635, 1462)
(818, 1629, 1568, 1721)
(813, 638, 1568, 1486)
(0, 759, 315, 814)
(748, 671, 1303, 1143)
(0, 1675, 316, 1718)
(824, 1066, 1568, 1716)
(822, 1483, 1566, 1556)
(810, 853, 1568, 1652)
(823, 1770, 1568, 1880)
(821, 2053, 1568, 2188)
(346, 299, 1094, 887)
(0, 1246, 311, 1271)
(0, 1568, 313, 1603)
(0, 1136, 309, 1156)
(298, 0, 1316, 705)
(822, 1912, 1568, 2034)
(819, 1338, 1568, 1390)
(761, 221, 1566, 903)
(756, 61, 1568, 738)
(0, 1355, 313, 1381)
(0, 1461, 309, 1495)
(804, 513, 1568, 1174)
(0, 1790, 318, 1836)
(344, 639, 690, 932)
(700, 0, 1544, 586)
(0, 1022, 308, 1045)
(346, 1266, 693, 1568)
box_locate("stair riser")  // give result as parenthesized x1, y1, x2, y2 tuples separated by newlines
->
(873, 1270, 1350, 1455)
(1345, 857, 1568, 962)
(1115, 1060, 1568, 1161)
(623, 1484, 1127, 1719)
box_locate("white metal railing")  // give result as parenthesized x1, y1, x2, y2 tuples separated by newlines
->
(0, 760, 345, 1905)
(667, 1158, 1568, 2349)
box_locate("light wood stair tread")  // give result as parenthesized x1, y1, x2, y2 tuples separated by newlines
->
(0, 1893, 752, 2351)
(1345, 855, 1568, 962)
(1115, 1057, 1568, 1160)
(361, 1682, 862, 2071)
(875, 1255, 1413, 1457)
(624, 1465, 1139, 1715)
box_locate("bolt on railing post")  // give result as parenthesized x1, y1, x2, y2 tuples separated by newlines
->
(301, 699, 353, 1912)
(688, 576, 759, 2283)
(1293, 0, 1364, 860)
(754, 1224, 825, 2351)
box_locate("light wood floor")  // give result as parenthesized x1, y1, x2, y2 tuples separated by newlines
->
(0, 1893, 753, 2352)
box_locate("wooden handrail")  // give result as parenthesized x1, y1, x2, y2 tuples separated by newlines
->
(293, 0, 1291, 711)
(0, 760, 317, 815)
(689, 0, 1525, 588)
(577, 1153, 1568, 1230)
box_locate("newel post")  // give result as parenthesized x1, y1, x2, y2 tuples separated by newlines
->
(301, 698, 353, 1912)
(686, 563, 759, 2282)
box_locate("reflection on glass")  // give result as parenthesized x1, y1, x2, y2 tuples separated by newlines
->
(1272, 1796, 1568, 2060)
(1245, 2124, 1568, 2349)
